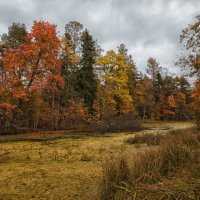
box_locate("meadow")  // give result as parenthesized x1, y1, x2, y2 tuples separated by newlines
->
(0, 122, 195, 200)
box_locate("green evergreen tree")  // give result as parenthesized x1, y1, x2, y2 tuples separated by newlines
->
(74, 29, 98, 112)
(1, 22, 27, 49)
(59, 32, 79, 107)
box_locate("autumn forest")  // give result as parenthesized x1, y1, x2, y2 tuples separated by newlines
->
(0, 16, 200, 134)
(0, 1, 200, 197)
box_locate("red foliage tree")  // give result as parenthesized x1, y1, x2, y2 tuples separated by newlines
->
(1, 21, 63, 103)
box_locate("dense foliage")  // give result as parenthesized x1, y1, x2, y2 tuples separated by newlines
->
(0, 17, 199, 133)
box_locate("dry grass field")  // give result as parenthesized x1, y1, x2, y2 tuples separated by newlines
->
(0, 122, 193, 200)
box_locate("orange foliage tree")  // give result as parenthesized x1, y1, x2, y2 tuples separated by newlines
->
(191, 80, 200, 128)
(164, 95, 177, 119)
(2, 21, 63, 99)
(0, 21, 63, 132)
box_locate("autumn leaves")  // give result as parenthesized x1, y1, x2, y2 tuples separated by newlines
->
(0, 15, 200, 133)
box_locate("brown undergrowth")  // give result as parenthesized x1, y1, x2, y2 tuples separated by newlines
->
(98, 128, 200, 200)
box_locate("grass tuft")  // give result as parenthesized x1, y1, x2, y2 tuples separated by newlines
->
(98, 128, 200, 200)
(124, 133, 165, 146)
(81, 153, 92, 162)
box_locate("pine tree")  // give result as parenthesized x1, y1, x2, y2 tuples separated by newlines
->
(146, 58, 163, 118)
(59, 32, 80, 107)
(74, 29, 97, 113)
(1, 22, 27, 49)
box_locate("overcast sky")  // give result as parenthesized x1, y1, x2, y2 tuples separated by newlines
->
(0, 0, 199, 74)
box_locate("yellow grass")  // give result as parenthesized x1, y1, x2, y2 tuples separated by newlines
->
(0, 122, 193, 200)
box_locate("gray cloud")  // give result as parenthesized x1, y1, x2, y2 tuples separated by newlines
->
(0, 0, 199, 74)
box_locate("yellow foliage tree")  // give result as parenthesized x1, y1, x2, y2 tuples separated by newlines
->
(96, 50, 134, 118)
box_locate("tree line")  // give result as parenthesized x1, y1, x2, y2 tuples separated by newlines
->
(0, 16, 199, 133)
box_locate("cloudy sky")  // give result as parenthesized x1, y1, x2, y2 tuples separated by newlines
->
(0, 0, 199, 74)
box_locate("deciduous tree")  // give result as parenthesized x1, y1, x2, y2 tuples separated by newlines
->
(178, 15, 200, 76)
(96, 50, 133, 118)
